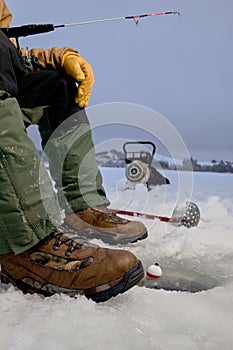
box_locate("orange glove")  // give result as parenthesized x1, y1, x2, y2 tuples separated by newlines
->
(61, 52, 94, 108)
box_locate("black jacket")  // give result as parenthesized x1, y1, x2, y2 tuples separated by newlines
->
(0, 30, 24, 97)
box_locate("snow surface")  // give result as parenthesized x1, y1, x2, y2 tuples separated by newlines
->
(1, 169, 233, 350)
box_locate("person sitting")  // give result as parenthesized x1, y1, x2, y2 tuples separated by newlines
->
(0, 0, 146, 302)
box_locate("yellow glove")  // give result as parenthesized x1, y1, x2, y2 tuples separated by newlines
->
(61, 52, 94, 108)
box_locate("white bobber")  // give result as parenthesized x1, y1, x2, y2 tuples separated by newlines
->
(146, 263, 162, 279)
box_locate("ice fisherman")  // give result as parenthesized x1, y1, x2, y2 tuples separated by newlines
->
(0, 0, 147, 302)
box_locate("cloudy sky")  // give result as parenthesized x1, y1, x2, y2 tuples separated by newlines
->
(7, 0, 233, 161)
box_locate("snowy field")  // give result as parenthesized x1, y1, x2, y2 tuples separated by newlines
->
(1, 168, 233, 350)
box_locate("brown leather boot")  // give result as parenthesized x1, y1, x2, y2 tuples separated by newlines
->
(64, 206, 148, 244)
(0, 229, 144, 302)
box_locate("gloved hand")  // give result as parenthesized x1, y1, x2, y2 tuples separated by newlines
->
(61, 52, 94, 108)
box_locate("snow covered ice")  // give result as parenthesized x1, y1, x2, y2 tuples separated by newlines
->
(1, 168, 233, 350)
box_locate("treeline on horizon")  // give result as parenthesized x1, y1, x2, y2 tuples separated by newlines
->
(173, 158, 233, 173)
(96, 150, 233, 174)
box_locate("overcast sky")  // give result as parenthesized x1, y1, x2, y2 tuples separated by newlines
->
(7, 0, 233, 161)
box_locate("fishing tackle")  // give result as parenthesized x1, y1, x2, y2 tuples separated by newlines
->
(1, 10, 181, 49)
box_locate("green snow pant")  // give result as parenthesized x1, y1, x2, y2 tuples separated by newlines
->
(0, 91, 61, 254)
(19, 70, 109, 215)
(41, 117, 109, 213)
(0, 31, 108, 254)
(0, 89, 108, 255)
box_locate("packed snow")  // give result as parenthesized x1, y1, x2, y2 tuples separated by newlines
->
(1, 168, 233, 350)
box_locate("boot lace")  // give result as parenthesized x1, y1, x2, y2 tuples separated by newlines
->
(92, 206, 129, 224)
(46, 230, 88, 257)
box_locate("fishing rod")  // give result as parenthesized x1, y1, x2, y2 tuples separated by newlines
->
(55, 10, 181, 27)
(1, 10, 181, 48)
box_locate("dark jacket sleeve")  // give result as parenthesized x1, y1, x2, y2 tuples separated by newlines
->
(0, 30, 25, 97)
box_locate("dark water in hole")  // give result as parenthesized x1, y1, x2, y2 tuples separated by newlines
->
(143, 267, 219, 293)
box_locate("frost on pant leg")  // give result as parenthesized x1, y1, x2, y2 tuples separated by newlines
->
(0, 93, 62, 254)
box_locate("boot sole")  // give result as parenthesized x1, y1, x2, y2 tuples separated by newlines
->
(85, 260, 144, 302)
(0, 260, 144, 303)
